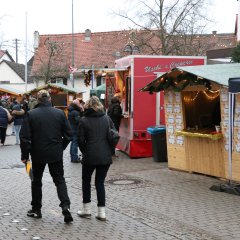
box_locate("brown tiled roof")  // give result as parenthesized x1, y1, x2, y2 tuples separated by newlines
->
(0, 50, 5, 58)
(31, 30, 237, 78)
(1, 60, 33, 83)
(206, 47, 234, 59)
(0, 50, 15, 62)
(31, 31, 136, 77)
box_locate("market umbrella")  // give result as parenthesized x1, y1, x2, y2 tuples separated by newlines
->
(210, 77, 240, 195)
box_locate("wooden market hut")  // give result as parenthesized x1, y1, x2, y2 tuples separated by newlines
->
(0, 85, 23, 101)
(26, 83, 84, 113)
(140, 63, 240, 181)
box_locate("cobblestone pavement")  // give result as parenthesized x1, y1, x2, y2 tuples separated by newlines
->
(1, 128, 240, 240)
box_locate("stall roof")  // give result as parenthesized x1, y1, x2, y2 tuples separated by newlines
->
(0, 85, 24, 96)
(90, 83, 106, 92)
(26, 83, 84, 94)
(140, 63, 240, 92)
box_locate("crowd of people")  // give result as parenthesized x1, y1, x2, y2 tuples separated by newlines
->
(0, 94, 38, 146)
(0, 90, 123, 224)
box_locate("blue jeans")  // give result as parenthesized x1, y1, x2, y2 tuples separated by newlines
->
(70, 134, 79, 161)
(14, 125, 21, 144)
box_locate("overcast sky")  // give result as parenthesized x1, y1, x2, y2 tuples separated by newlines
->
(0, 0, 239, 64)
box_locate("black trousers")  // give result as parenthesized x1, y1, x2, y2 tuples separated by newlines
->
(31, 160, 70, 210)
(82, 164, 110, 207)
(0, 127, 7, 144)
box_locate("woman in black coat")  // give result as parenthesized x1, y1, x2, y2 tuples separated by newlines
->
(77, 96, 112, 221)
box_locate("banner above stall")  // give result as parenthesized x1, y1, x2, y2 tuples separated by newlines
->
(140, 63, 240, 93)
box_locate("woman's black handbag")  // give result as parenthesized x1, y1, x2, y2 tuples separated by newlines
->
(107, 116, 120, 147)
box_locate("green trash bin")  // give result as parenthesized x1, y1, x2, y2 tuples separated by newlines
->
(147, 126, 167, 162)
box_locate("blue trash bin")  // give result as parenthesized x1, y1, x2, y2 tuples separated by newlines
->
(147, 126, 167, 162)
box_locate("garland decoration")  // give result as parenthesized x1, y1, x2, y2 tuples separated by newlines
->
(84, 70, 92, 87)
(151, 71, 212, 93)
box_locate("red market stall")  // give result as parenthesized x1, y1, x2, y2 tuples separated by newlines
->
(107, 55, 206, 158)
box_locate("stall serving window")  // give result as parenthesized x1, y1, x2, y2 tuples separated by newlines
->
(182, 90, 221, 131)
(50, 93, 67, 107)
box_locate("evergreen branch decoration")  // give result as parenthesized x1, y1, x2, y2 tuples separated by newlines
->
(148, 71, 212, 93)
(84, 70, 92, 87)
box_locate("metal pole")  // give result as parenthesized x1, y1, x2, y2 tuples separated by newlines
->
(25, 12, 28, 92)
(71, 0, 75, 88)
(156, 92, 160, 125)
(238, 0, 240, 42)
(15, 39, 20, 63)
(92, 65, 94, 89)
(228, 92, 234, 183)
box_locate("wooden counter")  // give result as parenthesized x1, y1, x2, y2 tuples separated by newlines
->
(176, 129, 223, 140)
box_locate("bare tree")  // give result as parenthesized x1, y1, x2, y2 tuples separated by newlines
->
(34, 39, 70, 84)
(115, 0, 213, 56)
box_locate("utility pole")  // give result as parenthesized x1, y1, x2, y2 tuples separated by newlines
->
(25, 12, 28, 92)
(238, 0, 240, 41)
(14, 39, 20, 63)
(71, 0, 75, 88)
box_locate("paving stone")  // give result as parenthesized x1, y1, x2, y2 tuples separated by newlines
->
(1, 129, 240, 239)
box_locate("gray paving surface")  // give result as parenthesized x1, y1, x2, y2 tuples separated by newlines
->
(0, 126, 240, 239)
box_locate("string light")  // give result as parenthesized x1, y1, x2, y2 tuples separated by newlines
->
(208, 89, 220, 94)
(183, 89, 219, 104)
(202, 90, 220, 100)
(183, 91, 200, 104)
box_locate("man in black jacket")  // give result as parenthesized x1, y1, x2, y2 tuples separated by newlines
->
(107, 96, 123, 157)
(20, 90, 73, 223)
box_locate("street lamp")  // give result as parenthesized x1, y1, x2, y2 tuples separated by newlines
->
(123, 30, 140, 55)
(123, 44, 140, 55)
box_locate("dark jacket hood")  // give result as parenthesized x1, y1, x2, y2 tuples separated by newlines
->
(12, 104, 21, 111)
(84, 108, 105, 118)
(68, 103, 81, 112)
(111, 97, 120, 104)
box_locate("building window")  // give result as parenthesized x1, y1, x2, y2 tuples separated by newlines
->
(0, 81, 10, 84)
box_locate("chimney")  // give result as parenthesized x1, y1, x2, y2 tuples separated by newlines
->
(33, 31, 40, 50)
(85, 29, 91, 42)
